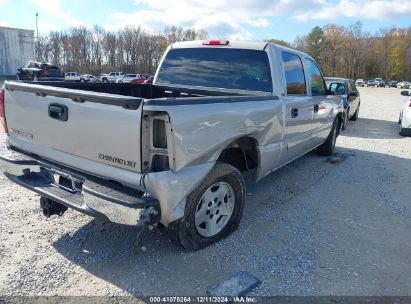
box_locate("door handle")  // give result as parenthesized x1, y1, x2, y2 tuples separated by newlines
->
(291, 108, 298, 118)
(49, 104, 68, 121)
(314, 104, 319, 113)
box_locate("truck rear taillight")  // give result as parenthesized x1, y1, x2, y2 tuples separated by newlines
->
(43, 69, 49, 75)
(0, 90, 8, 134)
(203, 40, 229, 45)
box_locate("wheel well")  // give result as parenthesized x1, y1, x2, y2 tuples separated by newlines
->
(217, 137, 259, 174)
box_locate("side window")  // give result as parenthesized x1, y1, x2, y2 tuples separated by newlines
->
(307, 59, 326, 96)
(281, 52, 306, 95)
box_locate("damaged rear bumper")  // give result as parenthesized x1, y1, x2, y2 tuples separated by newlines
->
(0, 146, 161, 226)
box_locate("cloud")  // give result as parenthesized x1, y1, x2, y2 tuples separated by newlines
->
(108, 0, 383, 39)
(105, 0, 297, 39)
(295, 0, 411, 22)
(0, 21, 8, 27)
(28, 0, 91, 32)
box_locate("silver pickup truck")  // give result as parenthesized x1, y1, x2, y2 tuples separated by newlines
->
(0, 40, 343, 250)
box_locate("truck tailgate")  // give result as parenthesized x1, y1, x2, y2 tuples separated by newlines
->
(3, 82, 143, 177)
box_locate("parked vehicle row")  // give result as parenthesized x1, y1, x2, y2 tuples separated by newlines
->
(355, 77, 410, 89)
(2, 40, 343, 250)
(16, 62, 152, 85)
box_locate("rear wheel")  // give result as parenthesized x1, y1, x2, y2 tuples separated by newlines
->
(168, 163, 245, 251)
(317, 118, 338, 156)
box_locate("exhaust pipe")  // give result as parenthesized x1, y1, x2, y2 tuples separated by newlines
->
(40, 197, 68, 217)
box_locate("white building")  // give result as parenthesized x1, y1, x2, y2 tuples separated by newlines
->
(0, 26, 35, 77)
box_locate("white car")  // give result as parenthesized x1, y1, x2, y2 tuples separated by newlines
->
(116, 74, 140, 83)
(397, 81, 411, 89)
(64, 72, 81, 82)
(399, 91, 411, 136)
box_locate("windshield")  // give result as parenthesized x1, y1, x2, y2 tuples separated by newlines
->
(156, 48, 273, 92)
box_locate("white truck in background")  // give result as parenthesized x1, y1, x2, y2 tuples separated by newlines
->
(64, 72, 82, 82)
(99, 72, 123, 83)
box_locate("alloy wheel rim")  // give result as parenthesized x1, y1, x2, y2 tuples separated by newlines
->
(195, 182, 235, 237)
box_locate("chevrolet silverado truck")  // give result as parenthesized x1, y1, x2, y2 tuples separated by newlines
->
(0, 40, 343, 250)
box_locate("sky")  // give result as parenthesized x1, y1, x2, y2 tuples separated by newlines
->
(0, 0, 411, 42)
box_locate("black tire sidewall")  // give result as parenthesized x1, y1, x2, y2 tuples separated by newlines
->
(177, 163, 245, 250)
(317, 118, 338, 156)
(342, 110, 348, 130)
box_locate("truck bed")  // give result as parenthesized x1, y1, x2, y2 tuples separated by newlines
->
(28, 81, 247, 100)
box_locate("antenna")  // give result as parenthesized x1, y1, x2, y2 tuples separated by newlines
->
(35, 11, 38, 40)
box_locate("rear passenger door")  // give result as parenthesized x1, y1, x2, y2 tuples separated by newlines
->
(306, 58, 332, 146)
(282, 52, 315, 162)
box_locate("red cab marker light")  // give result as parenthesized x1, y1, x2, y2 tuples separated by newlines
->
(203, 40, 229, 45)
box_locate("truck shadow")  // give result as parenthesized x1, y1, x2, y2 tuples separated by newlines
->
(342, 117, 401, 139)
(52, 147, 411, 297)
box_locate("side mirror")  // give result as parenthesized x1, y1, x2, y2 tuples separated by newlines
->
(400, 91, 410, 96)
(326, 90, 334, 96)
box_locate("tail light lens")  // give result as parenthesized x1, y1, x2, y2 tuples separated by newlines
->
(43, 69, 49, 75)
(0, 90, 8, 134)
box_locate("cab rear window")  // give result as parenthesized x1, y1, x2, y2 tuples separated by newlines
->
(156, 48, 273, 92)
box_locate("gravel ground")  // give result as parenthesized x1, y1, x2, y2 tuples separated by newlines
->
(0, 87, 410, 297)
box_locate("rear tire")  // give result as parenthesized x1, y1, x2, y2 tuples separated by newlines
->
(317, 118, 338, 156)
(168, 163, 245, 251)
